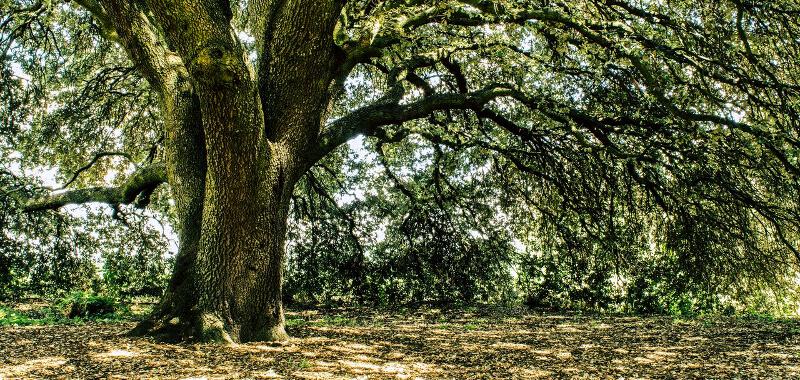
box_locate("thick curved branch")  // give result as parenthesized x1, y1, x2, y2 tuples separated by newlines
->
(75, 0, 183, 92)
(343, 1, 562, 60)
(24, 163, 167, 212)
(316, 84, 519, 162)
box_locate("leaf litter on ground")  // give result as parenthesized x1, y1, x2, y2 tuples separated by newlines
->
(1, 306, 799, 379)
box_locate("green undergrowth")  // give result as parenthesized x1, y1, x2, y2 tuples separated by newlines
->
(2, 298, 797, 329)
(285, 315, 362, 329)
(0, 292, 150, 327)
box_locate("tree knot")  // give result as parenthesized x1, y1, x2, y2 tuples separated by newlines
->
(190, 41, 247, 88)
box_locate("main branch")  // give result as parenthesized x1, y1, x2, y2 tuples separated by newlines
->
(316, 84, 521, 161)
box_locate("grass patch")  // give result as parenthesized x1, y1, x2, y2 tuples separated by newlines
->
(0, 306, 46, 326)
(0, 304, 133, 326)
(285, 317, 308, 328)
(0, 305, 76, 326)
(286, 314, 362, 328)
(319, 315, 358, 326)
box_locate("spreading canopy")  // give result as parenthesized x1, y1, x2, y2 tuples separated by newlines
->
(2, 0, 799, 308)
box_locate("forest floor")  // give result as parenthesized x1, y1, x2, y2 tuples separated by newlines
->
(1, 306, 799, 379)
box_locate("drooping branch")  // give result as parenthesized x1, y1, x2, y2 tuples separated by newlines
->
(59, 151, 133, 189)
(23, 163, 167, 211)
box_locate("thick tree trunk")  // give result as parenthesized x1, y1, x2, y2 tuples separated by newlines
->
(132, 42, 304, 342)
(138, 136, 298, 343)
(138, 169, 294, 343)
(190, 193, 291, 343)
(132, 72, 208, 340)
(126, 0, 343, 343)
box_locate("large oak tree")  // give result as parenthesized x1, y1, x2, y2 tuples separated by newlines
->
(2, 0, 799, 342)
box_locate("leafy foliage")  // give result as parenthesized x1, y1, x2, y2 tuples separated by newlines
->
(2, 0, 800, 314)
(0, 171, 97, 298)
(0, 170, 171, 300)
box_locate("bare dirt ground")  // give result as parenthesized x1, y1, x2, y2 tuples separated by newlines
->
(1, 308, 799, 379)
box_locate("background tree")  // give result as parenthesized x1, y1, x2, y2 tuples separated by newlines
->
(2, 0, 799, 342)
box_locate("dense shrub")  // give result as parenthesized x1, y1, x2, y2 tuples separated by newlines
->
(0, 173, 171, 301)
(57, 292, 117, 318)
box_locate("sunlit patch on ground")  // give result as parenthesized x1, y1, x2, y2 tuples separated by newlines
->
(0, 308, 798, 379)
